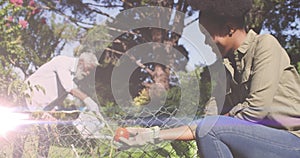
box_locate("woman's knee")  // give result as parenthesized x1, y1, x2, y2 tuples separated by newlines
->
(195, 116, 238, 139)
(196, 116, 220, 139)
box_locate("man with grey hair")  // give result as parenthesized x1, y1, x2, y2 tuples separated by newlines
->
(15, 52, 103, 158)
(25, 52, 100, 113)
(75, 52, 100, 81)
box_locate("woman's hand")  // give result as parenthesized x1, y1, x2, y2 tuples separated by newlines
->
(114, 126, 160, 149)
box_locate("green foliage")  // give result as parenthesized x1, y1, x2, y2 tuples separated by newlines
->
(0, 0, 298, 157)
(0, 3, 25, 64)
(75, 24, 111, 57)
(101, 101, 126, 118)
(131, 67, 210, 118)
(0, 63, 27, 105)
(170, 141, 198, 158)
(0, 1, 31, 105)
(133, 88, 151, 106)
(0, 0, 79, 106)
(248, 0, 300, 70)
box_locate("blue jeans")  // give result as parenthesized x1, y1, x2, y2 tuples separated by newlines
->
(195, 116, 300, 158)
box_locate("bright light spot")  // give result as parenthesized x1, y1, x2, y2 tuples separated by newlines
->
(0, 107, 29, 136)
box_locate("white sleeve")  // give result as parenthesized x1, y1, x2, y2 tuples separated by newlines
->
(52, 56, 78, 92)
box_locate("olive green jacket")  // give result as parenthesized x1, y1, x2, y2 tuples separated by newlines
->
(205, 30, 300, 137)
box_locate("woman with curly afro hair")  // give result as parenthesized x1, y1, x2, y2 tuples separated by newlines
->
(117, 0, 300, 157)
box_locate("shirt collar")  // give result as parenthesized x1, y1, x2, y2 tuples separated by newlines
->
(237, 29, 257, 54)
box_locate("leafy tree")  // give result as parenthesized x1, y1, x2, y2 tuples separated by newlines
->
(0, 0, 38, 105)
(34, 0, 299, 102)
(1, 0, 298, 118)
(0, 0, 298, 157)
(247, 0, 300, 72)
(0, 0, 78, 106)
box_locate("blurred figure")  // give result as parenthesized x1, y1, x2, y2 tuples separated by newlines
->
(14, 52, 102, 158)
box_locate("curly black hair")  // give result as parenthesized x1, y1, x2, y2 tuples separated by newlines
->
(189, 0, 253, 18)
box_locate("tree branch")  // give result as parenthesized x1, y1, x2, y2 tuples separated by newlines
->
(85, 2, 123, 8)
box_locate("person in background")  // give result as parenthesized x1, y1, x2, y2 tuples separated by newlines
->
(116, 0, 300, 157)
(25, 52, 99, 112)
(14, 52, 103, 158)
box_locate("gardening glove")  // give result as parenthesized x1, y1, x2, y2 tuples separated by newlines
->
(116, 126, 161, 149)
(73, 111, 105, 139)
(74, 97, 107, 139)
(83, 97, 100, 113)
(83, 97, 106, 121)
